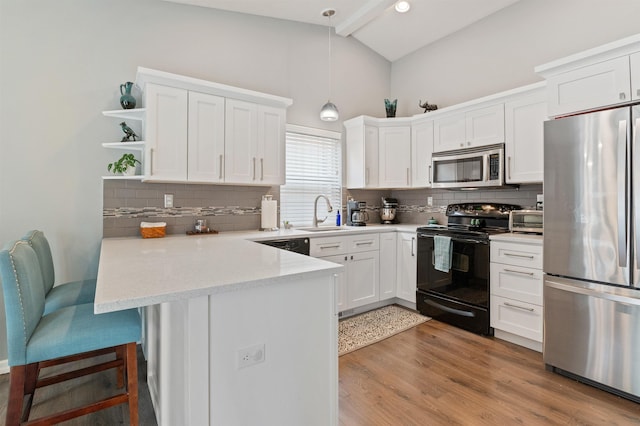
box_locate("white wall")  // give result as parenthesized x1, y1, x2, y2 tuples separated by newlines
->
(0, 0, 390, 360)
(391, 0, 640, 116)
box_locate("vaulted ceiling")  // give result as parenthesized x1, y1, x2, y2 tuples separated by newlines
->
(162, 0, 520, 61)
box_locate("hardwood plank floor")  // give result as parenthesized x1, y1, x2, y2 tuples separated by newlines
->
(0, 321, 638, 425)
(339, 319, 640, 425)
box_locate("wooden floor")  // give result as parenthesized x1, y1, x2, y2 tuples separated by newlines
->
(340, 320, 640, 425)
(0, 320, 638, 425)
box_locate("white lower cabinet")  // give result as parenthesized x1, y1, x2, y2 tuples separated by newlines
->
(490, 238, 543, 351)
(379, 232, 397, 301)
(311, 233, 381, 311)
(396, 232, 417, 304)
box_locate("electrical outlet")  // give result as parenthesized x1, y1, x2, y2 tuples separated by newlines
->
(164, 194, 174, 208)
(427, 196, 433, 207)
(237, 343, 265, 369)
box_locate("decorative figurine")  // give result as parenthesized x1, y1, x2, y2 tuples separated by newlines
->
(120, 121, 139, 142)
(419, 100, 438, 113)
(384, 98, 397, 118)
(119, 81, 136, 109)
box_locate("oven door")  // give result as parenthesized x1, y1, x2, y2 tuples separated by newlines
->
(416, 232, 492, 335)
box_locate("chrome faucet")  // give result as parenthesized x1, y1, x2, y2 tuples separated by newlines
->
(313, 195, 333, 228)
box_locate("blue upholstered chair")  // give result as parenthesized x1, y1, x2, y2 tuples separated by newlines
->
(0, 240, 141, 425)
(22, 230, 96, 315)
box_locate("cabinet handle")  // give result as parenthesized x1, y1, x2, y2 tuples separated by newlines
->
(504, 252, 534, 259)
(508, 156, 512, 180)
(150, 148, 154, 175)
(411, 237, 415, 257)
(406, 168, 410, 185)
(503, 302, 535, 312)
(620, 92, 627, 100)
(503, 268, 534, 276)
(252, 157, 256, 180)
(428, 165, 432, 184)
(637, 89, 640, 97)
(365, 168, 370, 185)
(344, 256, 348, 261)
(351, 255, 354, 260)
(355, 241, 373, 246)
(219, 154, 223, 180)
(260, 158, 264, 181)
(320, 245, 341, 250)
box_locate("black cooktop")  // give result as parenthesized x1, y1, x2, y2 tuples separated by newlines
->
(418, 202, 521, 237)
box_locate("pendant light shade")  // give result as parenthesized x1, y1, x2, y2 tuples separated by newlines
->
(320, 101, 339, 121)
(320, 9, 339, 122)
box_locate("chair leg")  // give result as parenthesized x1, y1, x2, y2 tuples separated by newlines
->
(126, 342, 139, 426)
(115, 345, 125, 388)
(6, 366, 26, 426)
(22, 363, 40, 421)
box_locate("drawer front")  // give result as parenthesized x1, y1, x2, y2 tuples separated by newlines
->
(310, 236, 347, 257)
(490, 295, 543, 342)
(491, 241, 542, 269)
(347, 234, 380, 253)
(490, 263, 543, 305)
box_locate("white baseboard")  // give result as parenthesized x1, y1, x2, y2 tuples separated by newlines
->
(0, 358, 9, 375)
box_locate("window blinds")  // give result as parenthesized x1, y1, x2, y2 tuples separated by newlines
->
(280, 131, 342, 227)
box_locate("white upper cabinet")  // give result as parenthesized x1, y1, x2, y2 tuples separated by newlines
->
(411, 120, 434, 188)
(535, 34, 640, 117)
(378, 125, 411, 188)
(344, 116, 412, 189)
(135, 67, 292, 185)
(187, 91, 225, 183)
(544, 57, 630, 117)
(504, 84, 547, 184)
(145, 83, 188, 181)
(434, 104, 504, 152)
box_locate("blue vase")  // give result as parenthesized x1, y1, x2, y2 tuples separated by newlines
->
(119, 82, 136, 109)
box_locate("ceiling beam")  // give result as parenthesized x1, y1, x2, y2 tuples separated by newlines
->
(335, 0, 396, 37)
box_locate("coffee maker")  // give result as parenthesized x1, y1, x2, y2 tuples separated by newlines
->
(347, 200, 368, 226)
(380, 197, 398, 224)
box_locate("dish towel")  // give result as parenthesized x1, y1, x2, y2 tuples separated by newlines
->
(434, 235, 453, 273)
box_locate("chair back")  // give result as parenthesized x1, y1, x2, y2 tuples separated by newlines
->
(22, 230, 55, 295)
(0, 241, 46, 366)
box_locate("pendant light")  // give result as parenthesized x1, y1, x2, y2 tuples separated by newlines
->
(320, 9, 339, 122)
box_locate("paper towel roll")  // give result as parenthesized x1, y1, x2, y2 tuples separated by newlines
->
(261, 197, 278, 230)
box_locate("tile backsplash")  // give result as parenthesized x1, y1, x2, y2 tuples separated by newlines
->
(103, 181, 542, 237)
(103, 180, 279, 237)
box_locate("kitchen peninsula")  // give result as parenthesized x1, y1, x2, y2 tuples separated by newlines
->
(95, 234, 343, 426)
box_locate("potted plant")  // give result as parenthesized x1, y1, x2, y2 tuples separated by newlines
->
(107, 153, 141, 176)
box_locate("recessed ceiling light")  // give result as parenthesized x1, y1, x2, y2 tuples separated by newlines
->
(395, 0, 411, 13)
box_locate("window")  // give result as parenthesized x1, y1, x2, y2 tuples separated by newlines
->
(280, 126, 342, 227)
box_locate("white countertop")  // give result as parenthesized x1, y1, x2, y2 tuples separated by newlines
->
(490, 232, 543, 244)
(95, 224, 421, 313)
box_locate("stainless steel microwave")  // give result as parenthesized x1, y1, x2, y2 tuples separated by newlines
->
(431, 144, 505, 189)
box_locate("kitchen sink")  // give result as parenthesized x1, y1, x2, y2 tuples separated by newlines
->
(298, 226, 346, 232)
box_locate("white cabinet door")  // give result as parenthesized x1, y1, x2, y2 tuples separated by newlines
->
(345, 123, 379, 188)
(411, 120, 434, 188)
(396, 232, 417, 303)
(378, 126, 411, 188)
(187, 92, 225, 183)
(225, 99, 258, 184)
(347, 250, 380, 309)
(145, 83, 188, 181)
(256, 105, 286, 185)
(466, 104, 505, 147)
(434, 112, 466, 152)
(379, 233, 397, 301)
(546, 56, 631, 117)
(631, 52, 640, 101)
(504, 90, 547, 184)
(320, 254, 348, 313)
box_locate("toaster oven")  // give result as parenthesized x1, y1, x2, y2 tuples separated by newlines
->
(509, 210, 543, 234)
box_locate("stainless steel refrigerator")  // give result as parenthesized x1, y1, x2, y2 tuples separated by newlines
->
(544, 105, 640, 401)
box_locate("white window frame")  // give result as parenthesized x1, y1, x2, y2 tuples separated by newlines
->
(280, 124, 342, 228)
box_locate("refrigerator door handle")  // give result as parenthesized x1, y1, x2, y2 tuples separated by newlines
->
(546, 277, 640, 306)
(634, 115, 640, 273)
(617, 119, 628, 268)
